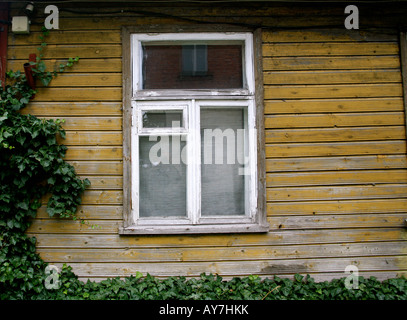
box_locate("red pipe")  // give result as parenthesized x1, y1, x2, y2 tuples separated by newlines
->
(23, 62, 35, 90)
(0, 3, 9, 89)
(24, 53, 37, 98)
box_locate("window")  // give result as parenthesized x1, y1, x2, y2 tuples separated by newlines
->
(182, 44, 208, 76)
(121, 28, 268, 234)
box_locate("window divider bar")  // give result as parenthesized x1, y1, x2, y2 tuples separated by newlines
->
(188, 99, 201, 225)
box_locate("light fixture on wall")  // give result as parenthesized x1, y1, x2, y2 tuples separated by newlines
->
(24, 2, 35, 17)
(11, 2, 35, 34)
(24, 1, 35, 18)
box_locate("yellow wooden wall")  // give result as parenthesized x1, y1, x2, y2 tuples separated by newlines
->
(7, 3, 407, 281)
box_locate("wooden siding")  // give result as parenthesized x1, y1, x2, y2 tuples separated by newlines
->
(6, 2, 407, 281)
(262, 25, 407, 281)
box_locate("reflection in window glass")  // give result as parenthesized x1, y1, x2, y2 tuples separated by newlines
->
(139, 136, 187, 217)
(142, 110, 183, 128)
(142, 43, 243, 89)
(200, 108, 246, 216)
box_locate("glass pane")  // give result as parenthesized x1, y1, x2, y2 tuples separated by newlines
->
(139, 136, 187, 217)
(200, 108, 246, 216)
(142, 110, 183, 128)
(182, 45, 207, 76)
(142, 43, 243, 89)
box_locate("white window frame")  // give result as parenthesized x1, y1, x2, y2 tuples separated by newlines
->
(120, 29, 268, 234)
(136, 102, 189, 134)
(132, 32, 255, 99)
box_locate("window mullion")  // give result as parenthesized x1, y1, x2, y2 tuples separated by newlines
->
(187, 99, 201, 224)
(247, 98, 257, 220)
(130, 102, 139, 225)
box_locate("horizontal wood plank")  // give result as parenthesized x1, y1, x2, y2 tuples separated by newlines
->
(264, 70, 402, 85)
(29, 228, 407, 248)
(265, 112, 405, 128)
(80, 176, 123, 190)
(263, 42, 399, 57)
(269, 214, 406, 230)
(10, 31, 121, 45)
(267, 184, 407, 202)
(36, 73, 122, 88)
(264, 56, 400, 71)
(61, 131, 122, 146)
(20, 102, 122, 116)
(44, 117, 122, 131)
(41, 190, 122, 205)
(28, 16, 191, 30)
(268, 198, 407, 215)
(266, 141, 407, 158)
(64, 146, 123, 160)
(36, 241, 406, 263)
(28, 219, 121, 234)
(264, 84, 403, 99)
(267, 169, 407, 187)
(33, 87, 122, 101)
(266, 155, 407, 172)
(81, 190, 123, 205)
(262, 29, 399, 43)
(36, 205, 122, 219)
(8, 58, 122, 74)
(266, 126, 406, 143)
(8, 44, 122, 59)
(68, 161, 123, 175)
(45, 256, 407, 278)
(264, 98, 404, 114)
(266, 141, 406, 158)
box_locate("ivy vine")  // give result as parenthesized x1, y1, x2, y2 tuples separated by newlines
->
(0, 28, 89, 297)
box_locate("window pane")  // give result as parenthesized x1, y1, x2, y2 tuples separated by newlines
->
(142, 43, 243, 89)
(139, 136, 187, 217)
(195, 45, 208, 73)
(182, 45, 208, 76)
(200, 108, 246, 216)
(142, 110, 183, 128)
(182, 45, 195, 75)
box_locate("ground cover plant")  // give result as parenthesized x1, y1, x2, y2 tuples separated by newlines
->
(0, 29, 406, 301)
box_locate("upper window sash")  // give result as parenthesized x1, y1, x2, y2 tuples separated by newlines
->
(134, 101, 189, 135)
(131, 32, 255, 98)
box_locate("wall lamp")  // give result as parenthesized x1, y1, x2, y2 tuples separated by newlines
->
(12, 2, 35, 34)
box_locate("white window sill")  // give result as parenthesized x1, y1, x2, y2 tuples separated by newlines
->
(119, 223, 269, 235)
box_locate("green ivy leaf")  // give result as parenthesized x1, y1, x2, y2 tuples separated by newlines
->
(16, 134, 26, 146)
(46, 207, 55, 217)
(16, 202, 29, 210)
(47, 176, 57, 185)
(0, 111, 8, 123)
